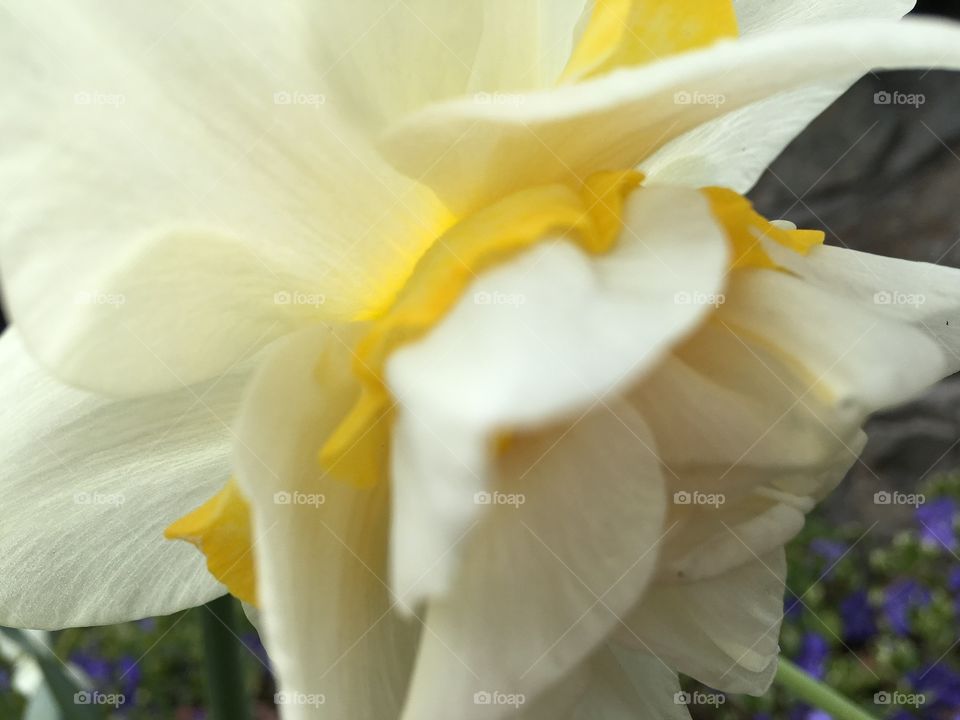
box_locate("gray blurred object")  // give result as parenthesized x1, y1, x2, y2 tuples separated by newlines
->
(750, 64, 960, 527)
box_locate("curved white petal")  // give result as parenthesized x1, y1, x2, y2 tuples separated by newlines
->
(621, 551, 786, 696)
(385, 185, 727, 604)
(309, 1, 589, 133)
(381, 18, 960, 214)
(0, 0, 446, 396)
(631, 318, 867, 505)
(643, 0, 915, 191)
(734, 0, 915, 34)
(233, 326, 418, 720)
(573, 646, 691, 720)
(398, 400, 667, 720)
(0, 329, 246, 628)
(770, 244, 960, 373)
(720, 269, 950, 413)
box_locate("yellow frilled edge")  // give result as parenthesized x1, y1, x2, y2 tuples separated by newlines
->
(164, 478, 258, 606)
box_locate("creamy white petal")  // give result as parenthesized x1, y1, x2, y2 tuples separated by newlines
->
(621, 551, 786, 696)
(398, 400, 667, 720)
(380, 18, 960, 215)
(734, 0, 915, 34)
(467, 0, 590, 92)
(642, 0, 915, 191)
(0, 0, 446, 396)
(720, 269, 950, 413)
(0, 329, 246, 628)
(385, 185, 728, 604)
(770, 244, 960, 372)
(573, 646, 691, 720)
(631, 318, 867, 503)
(233, 326, 417, 720)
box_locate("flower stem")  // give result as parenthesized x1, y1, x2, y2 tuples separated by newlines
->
(200, 595, 252, 720)
(776, 658, 880, 720)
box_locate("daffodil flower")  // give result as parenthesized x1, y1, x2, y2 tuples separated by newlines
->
(3, 1, 960, 718)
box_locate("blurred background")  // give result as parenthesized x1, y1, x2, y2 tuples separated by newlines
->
(2, 1, 960, 718)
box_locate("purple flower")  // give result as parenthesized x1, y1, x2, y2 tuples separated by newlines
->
(917, 497, 958, 551)
(116, 655, 141, 705)
(883, 579, 931, 635)
(910, 664, 960, 708)
(70, 652, 112, 686)
(839, 590, 877, 645)
(795, 633, 831, 680)
(948, 566, 960, 594)
(810, 539, 848, 567)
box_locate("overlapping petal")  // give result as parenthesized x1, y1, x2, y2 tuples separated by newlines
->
(381, 18, 960, 214)
(0, 0, 447, 396)
(0, 330, 243, 628)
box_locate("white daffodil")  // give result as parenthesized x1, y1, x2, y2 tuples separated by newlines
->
(3, 1, 960, 718)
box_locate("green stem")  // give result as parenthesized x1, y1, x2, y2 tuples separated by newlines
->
(200, 595, 252, 720)
(776, 658, 881, 720)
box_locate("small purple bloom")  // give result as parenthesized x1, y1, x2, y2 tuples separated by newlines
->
(810, 539, 848, 567)
(70, 652, 112, 686)
(917, 497, 958, 551)
(910, 664, 960, 708)
(839, 590, 877, 645)
(948, 566, 960, 594)
(795, 633, 831, 680)
(883, 579, 931, 636)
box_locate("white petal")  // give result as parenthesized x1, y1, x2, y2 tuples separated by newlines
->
(0, 329, 246, 628)
(233, 326, 417, 720)
(573, 646, 691, 720)
(720, 269, 950, 413)
(398, 400, 666, 720)
(642, 0, 915, 191)
(621, 551, 786, 695)
(0, 0, 445, 395)
(734, 0, 915, 34)
(467, 1, 590, 92)
(385, 185, 727, 604)
(380, 18, 960, 215)
(772, 244, 960, 373)
(631, 319, 867, 503)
